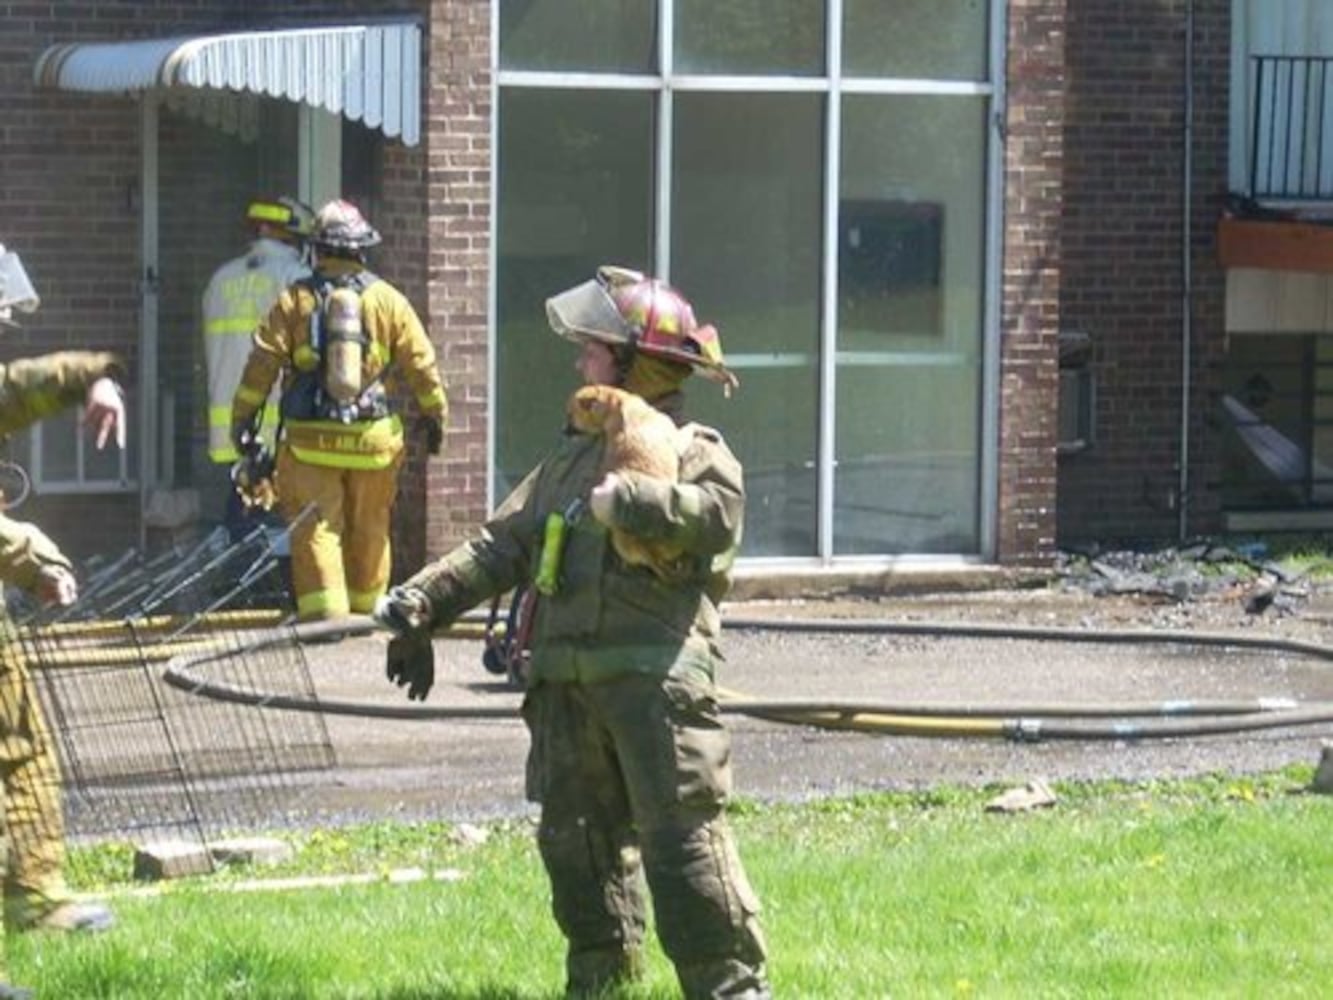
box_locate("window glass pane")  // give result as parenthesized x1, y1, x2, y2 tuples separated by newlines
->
(500, 0, 656, 73)
(40, 409, 79, 481)
(844, 0, 988, 80)
(675, 0, 824, 75)
(836, 95, 987, 554)
(1220, 334, 1321, 508)
(672, 92, 823, 557)
(495, 89, 654, 497)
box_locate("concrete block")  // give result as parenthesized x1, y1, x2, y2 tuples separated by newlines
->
(134, 840, 214, 881)
(208, 836, 294, 867)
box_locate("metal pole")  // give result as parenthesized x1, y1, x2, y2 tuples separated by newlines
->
(1178, 0, 1194, 541)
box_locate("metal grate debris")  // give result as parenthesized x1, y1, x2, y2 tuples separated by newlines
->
(10, 518, 335, 857)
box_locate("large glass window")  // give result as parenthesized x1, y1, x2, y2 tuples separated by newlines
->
(836, 96, 987, 553)
(675, 0, 824, 76)
(495, 1, 997, 560)
(672, 93, 823, 555)
(499, 0, 656, 73)
(843, 0, 988, 79)
(495, 88, 654, 494)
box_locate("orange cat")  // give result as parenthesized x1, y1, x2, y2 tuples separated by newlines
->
(567, 384, 686, 578)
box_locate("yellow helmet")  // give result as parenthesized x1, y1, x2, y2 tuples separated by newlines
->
(245, 196, 314, 242)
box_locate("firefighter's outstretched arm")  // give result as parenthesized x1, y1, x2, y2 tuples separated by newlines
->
(373, 482, 535, 701)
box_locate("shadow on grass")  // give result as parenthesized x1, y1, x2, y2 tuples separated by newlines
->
(380, 984, 678, 1000)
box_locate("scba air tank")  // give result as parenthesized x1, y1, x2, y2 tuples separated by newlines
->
(323, 286, 365, 405)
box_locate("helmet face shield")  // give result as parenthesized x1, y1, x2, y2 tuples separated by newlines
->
(546, 264, 739, 392)
(545, 278, 637, 347)
(0, 249, 40, 327)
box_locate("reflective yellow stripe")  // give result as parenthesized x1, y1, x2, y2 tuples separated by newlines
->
(416, 387, 445, 410)
(209, 444, 239, 463)
(211, 403, 278, 430)
(296, 589, 349, 619)
(235, 384, 267, 407)
(284, 414, 403, 470)
(248, 201, 291, 224)
(287, 446, 397, 470)
(348, 587, 387, 614)
(204, 317, 259, 336)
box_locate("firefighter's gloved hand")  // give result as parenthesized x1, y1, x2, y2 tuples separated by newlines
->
(418, 415, 444, 456)
(372, 585, 432, 636)
(386, 631, 435, 701)
(231, 418, 255, 453)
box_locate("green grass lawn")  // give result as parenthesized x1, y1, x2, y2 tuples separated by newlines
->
(16, 766, 1331, 998)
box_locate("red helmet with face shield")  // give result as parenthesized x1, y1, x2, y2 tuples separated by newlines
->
(545, 266, 738, 391)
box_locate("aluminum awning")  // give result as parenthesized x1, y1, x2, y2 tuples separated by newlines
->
(34, 23, 421, 145)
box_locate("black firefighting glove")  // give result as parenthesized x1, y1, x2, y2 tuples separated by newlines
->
(386, 631, 435, 701)
(418, 415, 444, 456)
(374, 586, 435, 701)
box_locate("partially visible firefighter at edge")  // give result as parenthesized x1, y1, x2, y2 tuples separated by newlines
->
(374, 266, 771, 999)
(0, 240, 126, 1000)
(230, 199, 447, 623)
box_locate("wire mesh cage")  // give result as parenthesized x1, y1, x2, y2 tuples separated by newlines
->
(8, 514, 336, 861)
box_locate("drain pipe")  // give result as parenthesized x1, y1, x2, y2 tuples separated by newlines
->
(1177, 0, 1195, 540)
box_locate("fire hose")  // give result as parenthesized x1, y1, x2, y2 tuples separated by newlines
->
(157, 613, 1333, 742)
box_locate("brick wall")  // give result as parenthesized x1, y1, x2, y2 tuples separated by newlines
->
(416, 0, 492, 567)
(0, 0, 236, 560)
(2, 1, 447, 568)
(999, 0, 1067, 565)
(1056, 0, 1229, 546)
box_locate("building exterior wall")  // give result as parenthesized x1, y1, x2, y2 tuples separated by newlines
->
(1056, 0, 1229, 546)
(999, 0, 1067, 565)
(417, 0, 492, 566)
(2, 1, 1241, 573)
(0, 0, 237, 560)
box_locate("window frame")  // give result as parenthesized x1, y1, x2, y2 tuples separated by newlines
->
(492, 0, 1006, 562)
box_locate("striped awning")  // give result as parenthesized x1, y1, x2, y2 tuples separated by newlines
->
(34, 23, 421, 145)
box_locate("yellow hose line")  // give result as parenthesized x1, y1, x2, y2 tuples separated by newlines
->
(745, 709, 1007, 738)
(23, 639, 217, 669)
(22, 618, 488, 669)
(32, 609, 285, 639)
(715, 685, 1010, 737)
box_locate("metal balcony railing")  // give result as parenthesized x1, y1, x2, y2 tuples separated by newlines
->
(1250, 55, 1333, 201)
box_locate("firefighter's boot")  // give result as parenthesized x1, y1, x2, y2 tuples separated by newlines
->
(5, 889, 114, 934)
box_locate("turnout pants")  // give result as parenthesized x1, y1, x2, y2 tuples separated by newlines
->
(276, 447, 402, 620)
(0, 650, 66, 903)
(522, 673, 769, 999)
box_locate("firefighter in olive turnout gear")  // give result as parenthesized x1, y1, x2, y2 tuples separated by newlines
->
(0, 242, 125, 999)
(376, 267, 769, 999)
(231, 200, 446, 622)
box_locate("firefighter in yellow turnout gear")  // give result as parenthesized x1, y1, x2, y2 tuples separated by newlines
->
(0, 242, 125, 1000)
(202, 197, 312, 467)
(231, 200, 446, 621)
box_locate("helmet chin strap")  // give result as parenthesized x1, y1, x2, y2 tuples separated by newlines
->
(613, 284, 660, 387)
(611, 343, 635, 386)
